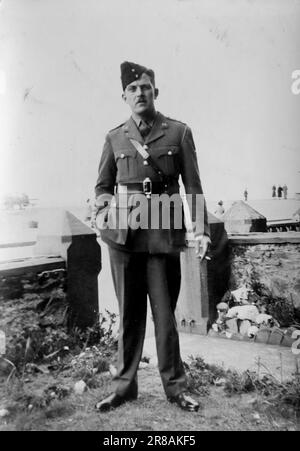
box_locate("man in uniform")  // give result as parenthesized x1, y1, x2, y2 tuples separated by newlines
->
(94, 61, 211, 412)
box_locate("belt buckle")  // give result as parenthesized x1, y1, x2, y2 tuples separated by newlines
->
(143, 177, 152, 199)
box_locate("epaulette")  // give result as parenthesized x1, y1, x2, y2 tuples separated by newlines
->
(108, 122, 125, 133)
(165, 116, 187, 127)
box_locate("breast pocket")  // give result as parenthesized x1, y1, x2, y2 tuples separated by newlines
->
(154, 146, 180, 176)
(115, 148, 138, 180)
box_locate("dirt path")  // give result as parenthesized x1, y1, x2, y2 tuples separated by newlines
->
(144, 333, 298, 381)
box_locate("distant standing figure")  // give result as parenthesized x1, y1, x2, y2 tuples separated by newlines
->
(272, 185, 276, 198)
(283, 184, 288, 200)
(214, 200, 225, 218)
(244, 189, 248, 202)
(84, 198, 93, 222)
(277, 185, 283, 199)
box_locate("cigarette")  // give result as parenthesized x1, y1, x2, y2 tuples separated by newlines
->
(205, 256, 212, 261)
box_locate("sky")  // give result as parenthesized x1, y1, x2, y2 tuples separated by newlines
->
(0, 0, 300, 207)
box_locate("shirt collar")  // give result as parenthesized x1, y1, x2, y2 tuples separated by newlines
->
(131, 111, 157, 128)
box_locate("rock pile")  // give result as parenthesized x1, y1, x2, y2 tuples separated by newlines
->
(210, 285, 300, 347)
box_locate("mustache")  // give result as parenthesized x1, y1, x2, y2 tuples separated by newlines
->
(136, 97, 146, 104)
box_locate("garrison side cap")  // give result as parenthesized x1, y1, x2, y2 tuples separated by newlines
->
(120, 61, 155, 91)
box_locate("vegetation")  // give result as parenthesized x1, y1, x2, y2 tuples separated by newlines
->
(0, 269, 117, 373)
(0, 267, 299, 431)
(1, 353, 299, 431)
(228, 262, 300, 328)
(185, 355, 300, 419)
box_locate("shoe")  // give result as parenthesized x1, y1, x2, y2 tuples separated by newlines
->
(95, 393, 136, 412)
(168, 392, 200, 412)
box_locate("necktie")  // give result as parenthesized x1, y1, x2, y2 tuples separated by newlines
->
(139, 120, 151, 138)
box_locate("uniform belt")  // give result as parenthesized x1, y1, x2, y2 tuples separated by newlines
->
(117, 182, 167, 194)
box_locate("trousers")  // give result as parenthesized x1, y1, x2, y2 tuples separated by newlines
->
(108, 247, 186, 399)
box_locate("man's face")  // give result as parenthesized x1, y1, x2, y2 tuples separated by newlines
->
(122, 73, 158, 116)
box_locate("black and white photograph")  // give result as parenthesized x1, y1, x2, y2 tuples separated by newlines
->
(0, 0, 300, 434)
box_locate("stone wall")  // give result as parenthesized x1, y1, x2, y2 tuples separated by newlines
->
(229, 233, 300, 314)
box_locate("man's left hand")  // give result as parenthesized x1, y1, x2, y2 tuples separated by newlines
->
(195, 235, 211, 261)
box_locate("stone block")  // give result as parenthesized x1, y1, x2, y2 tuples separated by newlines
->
(74, 380, 87, 395)
(239, 320, 251, 336)
(281, 327, 300, 348)
(268, 328, 284, 346)
(281, 335, 295, 348)
(255, 328, 271, 344)
(225, 318, 239, 334)
(248, 325, 259, 338)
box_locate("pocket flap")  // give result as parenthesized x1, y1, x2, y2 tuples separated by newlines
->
(154, 146, 180, 158)
(115, 148, 137, 160)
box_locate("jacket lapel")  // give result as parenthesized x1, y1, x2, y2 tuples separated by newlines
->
(123, 117, 143, 144)
(145, 112, 166, 145)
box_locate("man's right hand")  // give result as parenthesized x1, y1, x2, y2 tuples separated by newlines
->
(195, 235, 211, 261)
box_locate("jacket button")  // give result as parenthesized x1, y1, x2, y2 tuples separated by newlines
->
(121, 153, 125, 159)
(143, 161, 148, 166)
(168, 150, 173, 155)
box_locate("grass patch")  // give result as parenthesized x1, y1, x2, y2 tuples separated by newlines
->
(185, 355, 300, 420)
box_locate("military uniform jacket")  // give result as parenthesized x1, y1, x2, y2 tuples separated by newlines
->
(95, 112, 209, 253)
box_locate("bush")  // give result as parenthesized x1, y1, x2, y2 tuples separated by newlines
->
(186, 355, 300, 418)
(263, 296, 296, 328)
(1, 292, 117, 371)
(185, 356, 227, 395)
(236, 262, 299, 327)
